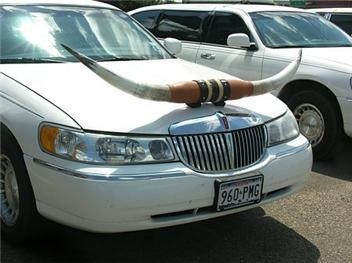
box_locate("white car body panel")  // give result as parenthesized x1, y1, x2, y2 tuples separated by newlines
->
(25, 135, 311, 233)
(0, 1, 312, 234)
(195, 44, 264, 81)
(1, 60, 287, 135)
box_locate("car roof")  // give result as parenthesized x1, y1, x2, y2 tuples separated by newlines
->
(309, 8, 352, 14)
(0, 0, 117, 9)
(130, 3, 308, 14)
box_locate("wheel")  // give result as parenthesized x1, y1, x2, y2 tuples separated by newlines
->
(1, 129, 41, 243)
(286, 90, 344, 160)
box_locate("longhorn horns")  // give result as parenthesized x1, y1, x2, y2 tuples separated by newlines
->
(62, 44, 301, 105)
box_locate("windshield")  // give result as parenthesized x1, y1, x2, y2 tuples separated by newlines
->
(0, 5, 172, 63)
(251, 11, 352, 48)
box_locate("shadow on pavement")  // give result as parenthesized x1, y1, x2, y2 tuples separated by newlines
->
(1, 208, 320, 263)
(313, 138, 352, 182)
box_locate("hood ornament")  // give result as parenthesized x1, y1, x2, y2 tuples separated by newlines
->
(169, 111, 261, 135)
(216, 112, 229, 130)
(61, 44, 301, 107)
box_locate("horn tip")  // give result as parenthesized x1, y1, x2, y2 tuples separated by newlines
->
(297, 48, 302, 63)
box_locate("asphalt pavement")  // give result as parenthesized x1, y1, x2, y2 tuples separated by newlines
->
(1, 139, 351, 263)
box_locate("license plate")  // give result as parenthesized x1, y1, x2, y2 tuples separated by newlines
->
(214, 175, 263, 211)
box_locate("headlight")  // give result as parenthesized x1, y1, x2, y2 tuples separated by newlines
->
(39, 124, 175, 164)
(266, 110, 299, 147)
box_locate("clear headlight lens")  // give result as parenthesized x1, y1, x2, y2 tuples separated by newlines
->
(39, 124, 175, 164)
(266, 110, 300, 147)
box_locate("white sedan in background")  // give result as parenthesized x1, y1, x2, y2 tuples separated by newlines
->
(0, 0, 311, 243)
(310, 8, 352, 36)
(131, 4, 352, 160)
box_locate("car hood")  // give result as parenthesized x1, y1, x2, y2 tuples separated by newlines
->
(1, 59, 287, 134)
(306, 47, 352, 70)
(276, 47, 352, 73)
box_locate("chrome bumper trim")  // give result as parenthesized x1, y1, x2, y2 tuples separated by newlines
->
(33, 158, 186, 181)
(275, 141, 311, 159)
(32, 139, 309, 181)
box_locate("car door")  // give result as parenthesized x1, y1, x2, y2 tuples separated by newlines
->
(196, 11, 264, 81)
(153, 10, 209, 62)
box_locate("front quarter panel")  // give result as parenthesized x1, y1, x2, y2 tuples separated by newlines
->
(0, 73, 80, 158)
(262, 48, 352, 99)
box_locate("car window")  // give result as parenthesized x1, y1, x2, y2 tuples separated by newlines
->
(154, 10, 208, 42)
(0, 5, 172, 63)
(132, 10, 160, 32)
(205, 12, 252, 45)
(251, 11, 352, 48)
(330, 14, 352, 35)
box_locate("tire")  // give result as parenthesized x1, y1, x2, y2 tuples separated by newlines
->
(285, 90, 344, 160)
(1, 129, 41, 243)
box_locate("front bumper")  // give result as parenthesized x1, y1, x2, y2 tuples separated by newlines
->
(25, 135, 312, 233)
(338, 96, 352, 138)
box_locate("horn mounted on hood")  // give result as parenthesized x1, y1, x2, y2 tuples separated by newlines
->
(61, 44, 302, 107)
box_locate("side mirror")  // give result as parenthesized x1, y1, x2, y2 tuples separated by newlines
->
(227, 33, 252, 49)
(163, 37, 182, 55)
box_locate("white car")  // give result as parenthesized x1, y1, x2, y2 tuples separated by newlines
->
(310, 8, 352, 36)
(0, 0, 312, 242)
(130, 4, 352, 160)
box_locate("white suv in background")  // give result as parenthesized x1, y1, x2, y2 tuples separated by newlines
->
(130, 4, 352, 160)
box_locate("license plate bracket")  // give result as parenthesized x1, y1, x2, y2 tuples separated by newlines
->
(214, 175, 263, 212)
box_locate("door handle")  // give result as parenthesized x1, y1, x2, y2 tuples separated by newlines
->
(200, 53, 216, 60)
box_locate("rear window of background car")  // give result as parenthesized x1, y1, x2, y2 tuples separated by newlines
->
(154, 11, 208, 42)
(132, 10, 160, 32)
(330, 14, 352, 35)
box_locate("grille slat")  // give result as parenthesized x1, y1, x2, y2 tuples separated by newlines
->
(233, 132, 240, 169)
(189, 136, 200, 170)
(214, 134, 225, 170)
(199, 135, 211, 170)
(209, 135, 220, 170)
(248, 129, 253, 164)
(252, 128, 259, 161)
(194, 136, 206, 170)
(184, 137, 194, 168)
(173, 125, 266, 173)
(204, 135, 215, 170)
(178, 137, 188, 163)
(239, 132, 245, 167)
(225, 133, 234, 170)
(219, 134, 230, 170)
(243, 130, 249, 166)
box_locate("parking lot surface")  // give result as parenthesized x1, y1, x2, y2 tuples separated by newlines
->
(1, 139, 351, 263)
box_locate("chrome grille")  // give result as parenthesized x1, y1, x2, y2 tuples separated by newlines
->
(173, 125, 266, 172)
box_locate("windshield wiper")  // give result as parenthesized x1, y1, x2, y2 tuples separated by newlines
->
(95, 55, 149, 62)
(272, 45, 311, 49)
(0, 57, 64, 64)
(91, 54, 149, 62)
